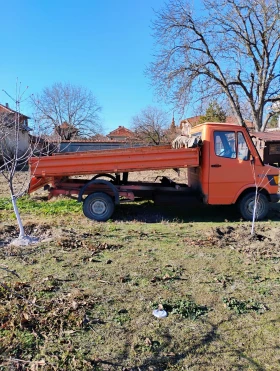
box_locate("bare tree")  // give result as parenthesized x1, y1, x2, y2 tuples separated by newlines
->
(131, 106, 170, 145)
(149, 0, 280, 131)
(31, 82, 102, 139)
(0, 87, 56, 245)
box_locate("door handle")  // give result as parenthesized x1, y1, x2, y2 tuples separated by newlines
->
(211, 164, 221, 168)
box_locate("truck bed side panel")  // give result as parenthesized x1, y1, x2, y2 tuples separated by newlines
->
(29, 146, 200, 177)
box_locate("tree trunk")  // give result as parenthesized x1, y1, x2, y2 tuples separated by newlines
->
(11, 193, 25, 238)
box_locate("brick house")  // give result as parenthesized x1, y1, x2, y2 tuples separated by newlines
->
(0, 103, 31, 161)
(107, 126, 135, 141)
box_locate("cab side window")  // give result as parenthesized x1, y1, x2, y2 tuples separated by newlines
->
(214, 131, 236, 158)
(237, 132, 250, 160)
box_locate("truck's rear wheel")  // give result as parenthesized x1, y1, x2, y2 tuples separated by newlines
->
(238, 192, 269, 221)
(83, 192, 114, 221)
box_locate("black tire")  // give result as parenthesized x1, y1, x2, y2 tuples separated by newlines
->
(91, 174, 116, 182)
(83, 192, 114, 221)
(238, 192, 269, 221)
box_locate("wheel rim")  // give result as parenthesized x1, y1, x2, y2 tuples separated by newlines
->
(91, 199, 106, 215)
(247, 197, 265, 217)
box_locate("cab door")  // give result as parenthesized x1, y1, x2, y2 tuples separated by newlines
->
(208, 130, 253, 204)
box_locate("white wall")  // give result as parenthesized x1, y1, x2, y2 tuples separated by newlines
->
(1, 130, 30, 160)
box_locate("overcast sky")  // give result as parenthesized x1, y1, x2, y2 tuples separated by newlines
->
(0, 0, 198, 134)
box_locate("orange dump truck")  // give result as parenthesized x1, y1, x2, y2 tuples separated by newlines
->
(29, 122, 279, 221)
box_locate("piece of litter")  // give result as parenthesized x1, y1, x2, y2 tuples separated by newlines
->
(152, 309, 167, 318)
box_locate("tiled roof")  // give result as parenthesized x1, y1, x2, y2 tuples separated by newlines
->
(180, 116, 201, 127)
(107, 126, 135, 137)
(60, 122, 70, 129)
(0, 103, 30, 119)
(250, 131, 280, 142)
(225, 116, 254, 128)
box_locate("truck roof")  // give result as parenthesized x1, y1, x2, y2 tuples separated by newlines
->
(191, 122, 243, 131)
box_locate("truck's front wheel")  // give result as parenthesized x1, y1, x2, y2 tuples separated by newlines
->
(238, 192, 269, 221)
(83, 192, 115, 221)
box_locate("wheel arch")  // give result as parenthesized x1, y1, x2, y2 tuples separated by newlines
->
(235, 187, 270, 205)
(91, 173, 116, 182)
(78, 179, 120, 204)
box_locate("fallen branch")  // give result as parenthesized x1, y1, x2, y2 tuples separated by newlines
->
(1, 357, 46, 366)
(0, 264, 20, 278)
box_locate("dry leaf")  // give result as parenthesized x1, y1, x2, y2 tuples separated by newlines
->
(145, 337, 152, 346)
(23, 312, 29, 320)
(72, 301, 78, 310)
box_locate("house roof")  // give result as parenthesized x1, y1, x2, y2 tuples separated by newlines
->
(0, 103, 31, 119)
(58, 121, 78, 130)
(56, 122, 79, 135)
(60, 122, 70, 129)
(250, 131, 280, 142)
(107, 126, 135, 137)
(224, 116, 254, 128)
(181, 116, 201, 127)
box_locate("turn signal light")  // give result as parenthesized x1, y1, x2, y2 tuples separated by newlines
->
(267, 174, 279, 186)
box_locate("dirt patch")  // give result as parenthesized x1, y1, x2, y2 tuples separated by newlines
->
(0, 223, 124, 261)
(0, 222, 53, 249)
(208, 224, 280, 260)
(23, 222, 53, 236)
(56, 229, 123, 253)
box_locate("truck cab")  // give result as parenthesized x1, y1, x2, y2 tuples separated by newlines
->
(189, 122, 279, 219)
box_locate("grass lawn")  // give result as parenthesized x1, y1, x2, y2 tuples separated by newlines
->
(0, 196, 280, 370)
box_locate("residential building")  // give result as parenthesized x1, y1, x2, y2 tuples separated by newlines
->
(107, 126, 135, 141)
(0, 103, 31, 161)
